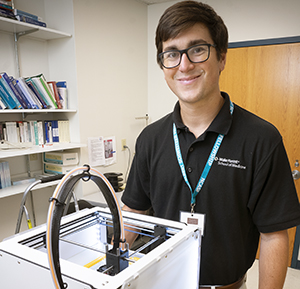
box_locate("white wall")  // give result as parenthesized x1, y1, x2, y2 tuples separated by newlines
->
(1, 0, 299, 239)
(147, 0, 300, 122)
(73, 0, 148, 197)
(0, 0, 147, 240)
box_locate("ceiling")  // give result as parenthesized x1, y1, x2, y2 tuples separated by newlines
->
(137, 0, 173, 4)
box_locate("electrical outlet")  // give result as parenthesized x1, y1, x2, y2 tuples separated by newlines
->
(121, 139, 126, 151)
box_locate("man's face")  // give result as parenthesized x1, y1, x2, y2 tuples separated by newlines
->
(162, 23, 226, 107)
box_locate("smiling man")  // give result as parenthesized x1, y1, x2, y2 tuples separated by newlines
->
(121, 1, 300, 288)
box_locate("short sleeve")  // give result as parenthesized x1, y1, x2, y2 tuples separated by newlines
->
(121, 135, 152, 211)
(248, 139, 300, 233)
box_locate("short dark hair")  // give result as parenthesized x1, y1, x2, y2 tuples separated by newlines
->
(155, 1, 228, 68)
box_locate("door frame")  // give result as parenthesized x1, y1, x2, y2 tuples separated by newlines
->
(292, 225, 300, 269)
(225, 35, 300, 268)
(228, 35, 300, 49)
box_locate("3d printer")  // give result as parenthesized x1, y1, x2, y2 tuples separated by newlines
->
(0, 166, 201, 288)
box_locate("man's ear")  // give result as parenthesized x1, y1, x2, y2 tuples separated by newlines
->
(219, 52, 227, 74)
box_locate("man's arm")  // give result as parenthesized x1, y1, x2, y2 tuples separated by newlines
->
(122, 204, 148, 248)
(258, 229, 289, 289)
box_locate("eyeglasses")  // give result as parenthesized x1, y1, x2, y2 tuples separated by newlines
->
(159, 43, 216, 69)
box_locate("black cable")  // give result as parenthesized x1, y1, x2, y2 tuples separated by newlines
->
(48, 170, 123, 289)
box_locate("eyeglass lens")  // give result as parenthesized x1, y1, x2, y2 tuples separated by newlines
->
(160, 44, 211, 68)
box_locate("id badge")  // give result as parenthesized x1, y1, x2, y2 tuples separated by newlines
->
(180, 211, 205, 236)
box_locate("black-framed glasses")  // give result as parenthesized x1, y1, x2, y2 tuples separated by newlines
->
(158, 43, 216, 69)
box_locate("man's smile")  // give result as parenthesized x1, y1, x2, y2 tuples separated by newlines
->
(176, 73, 203, 84)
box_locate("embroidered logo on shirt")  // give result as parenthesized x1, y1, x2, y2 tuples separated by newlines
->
(215, 157, 246, 170)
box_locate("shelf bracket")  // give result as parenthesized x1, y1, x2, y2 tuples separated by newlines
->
(16, 28, 39, 41)
(13, 28, 38, 77)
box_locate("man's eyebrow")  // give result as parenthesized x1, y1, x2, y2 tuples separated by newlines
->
(163, 39, 209, 52)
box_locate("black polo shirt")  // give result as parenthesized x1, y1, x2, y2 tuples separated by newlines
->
(122, 92, 300, 285)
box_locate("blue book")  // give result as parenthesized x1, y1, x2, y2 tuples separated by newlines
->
(9, 76, 29, 109)
(44, 121, 53, 143)
(0, 92, 8, 109)
(1, 73, 25, 109)
(0, 75, 17, 109)
(12, 79, 31, 109)
(16, 78, 39, 109)
(52, 120, 59, 142)
(0, 74, 22, 109)
(13, 9, 40, 21)
(15, 15, 47, 27)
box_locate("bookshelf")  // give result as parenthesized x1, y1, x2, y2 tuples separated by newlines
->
(0, 143, 84, 159)
(0, 0, 84, 199)
(0, 178, 60, 199)
(0, 16, 71, 40)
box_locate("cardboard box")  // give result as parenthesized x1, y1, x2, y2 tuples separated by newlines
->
(43, 151, 78, 166)
(43, 162, 76, 175)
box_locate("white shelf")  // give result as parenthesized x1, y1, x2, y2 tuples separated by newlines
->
(0, 16, 71, 40)
(0, 143, 86, 159)
(0, 2, 82, 204)
(0, 109, 77, 114)
(0, 179, 61, 199)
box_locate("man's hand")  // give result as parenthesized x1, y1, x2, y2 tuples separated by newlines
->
(121, 205, 148, 248)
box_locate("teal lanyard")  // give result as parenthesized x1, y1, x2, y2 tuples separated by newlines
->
(173, 101, 234, 213)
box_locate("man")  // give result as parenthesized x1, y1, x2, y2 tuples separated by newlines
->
(121, 1, 300, 288)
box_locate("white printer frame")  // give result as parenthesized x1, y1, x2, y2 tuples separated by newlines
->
(0, 207, 201, 289)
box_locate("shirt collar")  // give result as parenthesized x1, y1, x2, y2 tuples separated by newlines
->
(172, 92, 233, 136)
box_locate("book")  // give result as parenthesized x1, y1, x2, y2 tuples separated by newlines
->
(0, 122, 7, 141)
(0, 1, 13, 12)
(26, 78, 48, 109)
(37, 121, 44, 145)
(31, 74, 57, 108)
(47, 81, 62, 109)
(0, 95, 7, 109)
(0, 75, 17, 109)
(39, 74, 58, 108)
(22, 80, 43, 109)
(56, 81, 68, 109)
(16, 121, 25, 142)
(23, 121, 31, 143)
(0, 3, 12, 10)
(0, 122, 6, 140)
(6, 75, 29, 109)
(15, 15, 47, 27)
(0, 0, 12, 6)
(44, 151, 78, 166)
(0, 72, 24, 109)
(44, 121, 53, 144)
(51, 120, 59, 142)
(43, 162, 75, 175)
(29, 120, 39, 145)
(29, 77, 52, 108)
(0, 7, 15, 20)
(5, 121, 18, 143)
(12, 176, 36, 186)
(58, 120, 70, 143)
(3, 161, 11, 188)
(16, 77, 39, 109)
(0, 162, 4, 189)
(10, 77, 30, 109)
(13, 8, 42, 22)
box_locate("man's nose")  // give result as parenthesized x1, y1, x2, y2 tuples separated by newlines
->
(179, 52, 194, 71)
